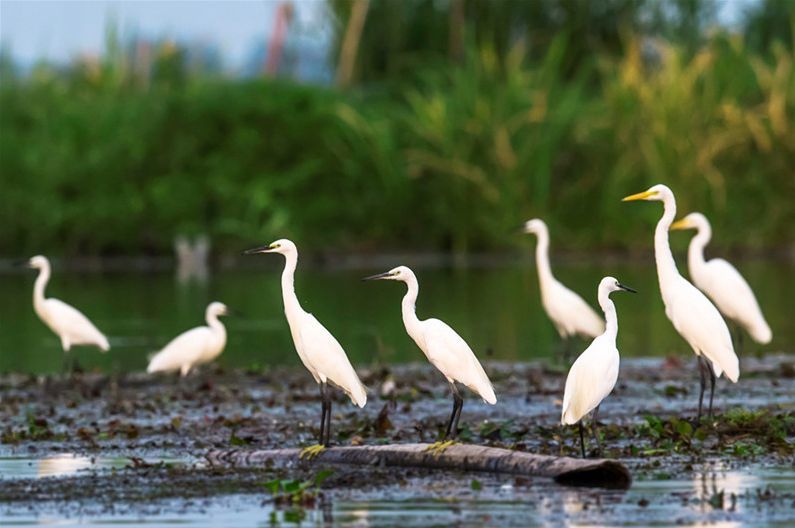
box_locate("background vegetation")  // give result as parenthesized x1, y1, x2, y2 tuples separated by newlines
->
(1, 0, 793, 257)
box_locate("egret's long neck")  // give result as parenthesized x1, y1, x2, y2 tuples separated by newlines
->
(598, 288, 618, 341)
(534, 228, 554, 292)
(400, 274, 423, 342)
(33, 264, 50, 315)
(654, 195, 681, 291)
(206, 311, 226, 339)
(280, 251, 303, 317)
(687, 223, 711, 275)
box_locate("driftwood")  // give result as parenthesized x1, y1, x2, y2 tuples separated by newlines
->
(206, 443, 631, 489)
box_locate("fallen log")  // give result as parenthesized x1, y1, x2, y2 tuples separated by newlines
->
(205, 443, 631, 489)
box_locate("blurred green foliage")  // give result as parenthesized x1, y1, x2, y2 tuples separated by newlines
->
(1, 3, 794, 256)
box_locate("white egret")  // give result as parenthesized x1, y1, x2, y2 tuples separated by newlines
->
(670, 212, 772, 350)
(25, 256, 110, 366)
(561, 276, 635, 457)
(623, 185, 739, 420)
(363, 266, 496, 452)
(243, 239, 367, 456)
(147, 302, 229, 377)
(521, 219, 605, 357)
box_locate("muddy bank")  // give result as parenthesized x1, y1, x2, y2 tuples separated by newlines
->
(1, 354, 794, 525)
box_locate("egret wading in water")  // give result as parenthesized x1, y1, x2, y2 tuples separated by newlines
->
(521, 219, 605, 358)
(364, 266, 496, 453)
(25, 256, 110, 369)
(623, 185, 739, 421)
(561, 277, 635, 458)
(147, 302, 229, 377)
(670, 212, 772, 352)
(244, 239, 367, 457)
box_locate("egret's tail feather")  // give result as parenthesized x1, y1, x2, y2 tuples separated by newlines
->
(479, 383, 497, 405)
(724, 359, 740, 383)
(749, 320, 772, 345)
(350, 381, 368, 408)
(146, 352, 171, 374)
(561, 409, 578, 426)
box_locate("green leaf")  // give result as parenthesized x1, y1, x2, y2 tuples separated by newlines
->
(675, 419, 693, 438)
(282, 480, 301, 494)
(470, 479, 482, 491)
(314, 469, 334, 487)
(229, 431, 247, 446)
(263, 479, 281, 494)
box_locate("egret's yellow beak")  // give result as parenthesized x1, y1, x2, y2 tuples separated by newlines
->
(670, 218, 692, 231)
(622, 190, 657, 201)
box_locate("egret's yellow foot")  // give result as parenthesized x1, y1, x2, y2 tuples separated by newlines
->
(299, 444, 326, 460)
(425, 440, 457, 456)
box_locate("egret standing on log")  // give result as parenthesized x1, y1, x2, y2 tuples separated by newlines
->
(364, 266, 496, 453)
(670, 212, 772, 352)
(244, 239, 367, 458)
(25, 255, 110, 368)
(521, 219, 605, 358)
(561, 277, 635, 458)
(623, 185, 739, 421)
(147, 302, 229, 377)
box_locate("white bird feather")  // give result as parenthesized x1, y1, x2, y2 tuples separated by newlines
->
(147, 302, 228, 377)
(27, 255, 109, 352)
(523, 219, 604, 339)
(672, 212, 772, 345)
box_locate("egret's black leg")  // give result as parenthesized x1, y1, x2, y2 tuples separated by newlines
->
(578, 421, 586, 458)
(444, 383, 463, 440)
(591, 404, 602, 455)
(324, 386, 333, 447)
(450, 384, 464, 440)
(697, 356, 707, 423)
(707, 364, 716, 419)
(318, 382, 328, 446)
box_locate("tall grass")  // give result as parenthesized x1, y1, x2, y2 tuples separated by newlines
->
(1, 32, 793, 256)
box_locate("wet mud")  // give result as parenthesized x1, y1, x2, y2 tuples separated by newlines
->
(1, 354, 794, 525)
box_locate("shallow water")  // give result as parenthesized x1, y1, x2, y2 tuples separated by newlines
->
(1, 462, 793, 526)
(1, 258, 791, 374)
(0, 454, 201, 480)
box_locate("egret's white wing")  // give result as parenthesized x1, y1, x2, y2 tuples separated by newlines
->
(545, 282, 604, 339)
(667, 278, 739, 382)
(299, 312, 367, 407)
(561, 336, 619, 425)
(147, 326, 211, 374)
(699, 259, 771, 344)
(44, 298, 110, 351)
(422, 319, 496, 404)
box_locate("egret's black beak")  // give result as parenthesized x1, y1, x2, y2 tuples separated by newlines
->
(224, 307, 245, 318)
(362, 271, 393, 281)
(242, 244, 273, 256)
(515, 224, 529, 234)
(618, 283, 637, 293)
(13, 259, 31, 269)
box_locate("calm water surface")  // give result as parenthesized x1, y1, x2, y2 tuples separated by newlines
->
(0, 258, 791, 374)
(1, 456, 793, 526)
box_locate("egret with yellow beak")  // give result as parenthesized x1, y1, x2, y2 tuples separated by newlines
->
(623, 185, 739, 421)
(670, 212, 772, 352)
